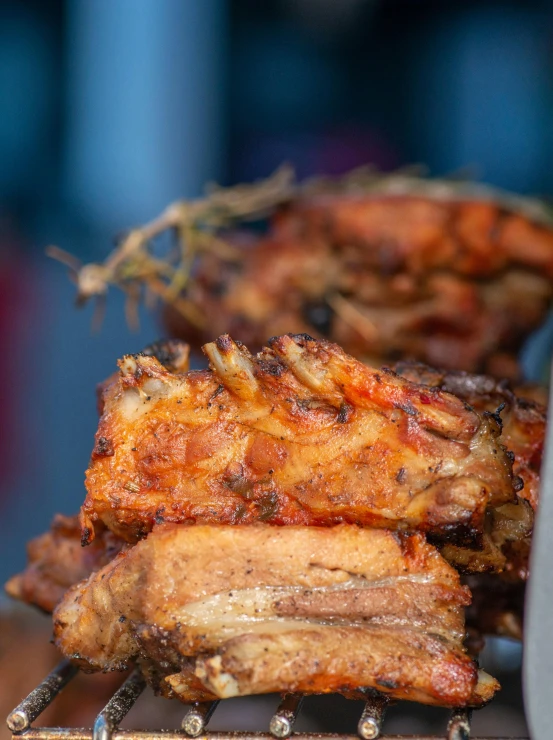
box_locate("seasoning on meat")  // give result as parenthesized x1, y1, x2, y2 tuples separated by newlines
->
(81, 334, 523, 572)
(53, 523, 499, 707)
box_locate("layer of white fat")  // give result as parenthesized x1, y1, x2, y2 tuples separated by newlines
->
(166, 574, 463, 644)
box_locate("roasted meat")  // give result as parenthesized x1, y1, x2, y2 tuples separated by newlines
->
(165, 183, 553, 379)
(391, 361, 545, 514)
(53, 523, 499, 707)
(391, 361, 547, 643)
(80, 334, 524, 572)
(392, 361, 543, 578)
(5, 514, 124, 613)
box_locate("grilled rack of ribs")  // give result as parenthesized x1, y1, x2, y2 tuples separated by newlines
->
(53, 523, 498, 708)
(81, 334, 527, 573)
(5, 334, 540, 728)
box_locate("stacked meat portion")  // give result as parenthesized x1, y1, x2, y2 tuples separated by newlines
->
(55, 525, 496, 707)
(80, 333, 522, 553)
(166, 181, 553, 380)
(391, 361, 546, 642)
(7, 334, 538, 710)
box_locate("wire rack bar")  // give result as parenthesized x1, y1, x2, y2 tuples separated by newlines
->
(447, 709, 472, 740)
(92, 670, 146, 740)
(8, 732, 530, 740)
(269, 694, 304, 738)
(7, 660, 78, 733)
(182, 700, 220, 737)
(357, 693, 390, 740)
(6, 661, 530, 740)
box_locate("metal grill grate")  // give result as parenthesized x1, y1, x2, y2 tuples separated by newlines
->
(6, 660, 529, 740)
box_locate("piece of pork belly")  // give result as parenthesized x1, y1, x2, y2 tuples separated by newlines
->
(81, 334, 522, 571)
(53, 524, 498, 708)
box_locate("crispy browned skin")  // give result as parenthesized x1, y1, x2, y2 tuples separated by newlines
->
(392, 361, 543, 578)
(81, 334, 520, 569)
(5, 515, 124, 613)
(391, 361, 545, 513)
(165, 194, 553, 378)
(53, 523, 498, 707)
(391, 362, 546, 641)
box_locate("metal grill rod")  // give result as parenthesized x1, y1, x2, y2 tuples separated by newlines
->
(92, 670, 145, 740)
(6, 661, 530, 740)
(357, 693, 389, 740)
(8, 732, 530, 740)
(182, 700, 220, 737)
(7, 660, 78, 733)
(447, 708, 472, 740)
(269, 693, 304, 738)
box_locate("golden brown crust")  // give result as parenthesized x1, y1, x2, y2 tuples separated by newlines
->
(53, 523, 495, 707)
(391, 361, 543, 580)
(80, 334, 519, 567)
(194, 627, 479, 706)
(391, 361, 545, 513)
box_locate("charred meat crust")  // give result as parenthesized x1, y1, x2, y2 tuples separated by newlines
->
(392, 360, 545, 513)
(80, 334, 519, 566)
(392, 361, 542, 579)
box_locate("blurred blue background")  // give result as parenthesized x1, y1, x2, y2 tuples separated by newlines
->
(1, 0, 553, 585)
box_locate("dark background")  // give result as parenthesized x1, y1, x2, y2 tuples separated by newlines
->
(0, 1, 547, 733)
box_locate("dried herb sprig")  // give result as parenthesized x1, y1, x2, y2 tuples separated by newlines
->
(47, 165, 295, 329)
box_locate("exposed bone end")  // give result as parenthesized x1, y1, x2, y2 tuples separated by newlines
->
(268, 334, 337, 396)
(164, 670, 220, 703)
(118, 353, 167, 378)
(492, 499, 533, 544)
(195, 655, 241, 698)
(119, 355, 140, 377)
(142, 339, 190, 373)
(4, 574, 23, 601)
(117, 354, 173, 395)
(469, 670, 501, 706)
(203, 335, 259, 401)
(79, 508, 96, 545)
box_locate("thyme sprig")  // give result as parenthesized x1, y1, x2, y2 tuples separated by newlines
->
(47, 165, 295, 329)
